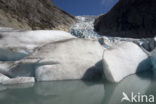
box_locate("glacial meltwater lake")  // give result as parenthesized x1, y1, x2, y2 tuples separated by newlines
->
(0, 71, 155, 104)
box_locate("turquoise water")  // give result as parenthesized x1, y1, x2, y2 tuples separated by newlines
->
(0, 71, 155, 104)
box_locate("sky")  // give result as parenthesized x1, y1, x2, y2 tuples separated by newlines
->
(53, 0, 119, 16)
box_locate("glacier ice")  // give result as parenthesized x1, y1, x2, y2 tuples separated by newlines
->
(103, 42, 151, 82)
(33, 39, 104, 81)
(0, 15, 155, 84)
(0, 28, 75, 61)
(1, 77, 35, 85)
(70, 16, 101, 39)
(71, 16, 156, 52)
(0, 73, 10, 83)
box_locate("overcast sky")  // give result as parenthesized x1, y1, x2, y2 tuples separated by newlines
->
(53, 0, 119, 16)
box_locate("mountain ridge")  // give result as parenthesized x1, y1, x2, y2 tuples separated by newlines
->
(0, 0, 76, 31)
(94, 0, 156, 38)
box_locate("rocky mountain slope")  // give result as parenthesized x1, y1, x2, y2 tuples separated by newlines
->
(0, 0, 76, 31)
(94, 0, 156, 38)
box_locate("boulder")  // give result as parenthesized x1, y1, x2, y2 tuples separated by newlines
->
(94, 0, 156, 38)
(0, 0, 75, 31)
(1, 77, 35, 85)
(0, 30, 75, 61)
(103, 42, 151, 82)
(0, 73, 10, 83)
(30, 38, 104, 81)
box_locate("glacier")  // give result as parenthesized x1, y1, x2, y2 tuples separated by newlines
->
(71, 16, 155, 52)
(0, 29, 75, 61)
(70, 16, 101, 39)
(103, 42, 151, 82)
(71, 16, 156, 82)
(0, 16, 155, 84)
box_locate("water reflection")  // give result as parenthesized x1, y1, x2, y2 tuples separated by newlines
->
(0, 81, 105, 104)
(0, 71, 155, 104)
(34, 81, 105, 104)
(103, 71, 153, 104)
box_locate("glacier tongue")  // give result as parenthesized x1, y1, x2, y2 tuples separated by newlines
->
(70, 16, 156, 52)
(70, 16, 101, 39)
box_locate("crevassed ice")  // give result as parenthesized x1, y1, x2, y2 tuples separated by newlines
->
(70, 16, 101, 39)
(70, 16, 155, 51)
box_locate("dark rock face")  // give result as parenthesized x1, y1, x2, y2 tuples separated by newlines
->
(0, 0, 76, 31)
(94, 0, 156, 38)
